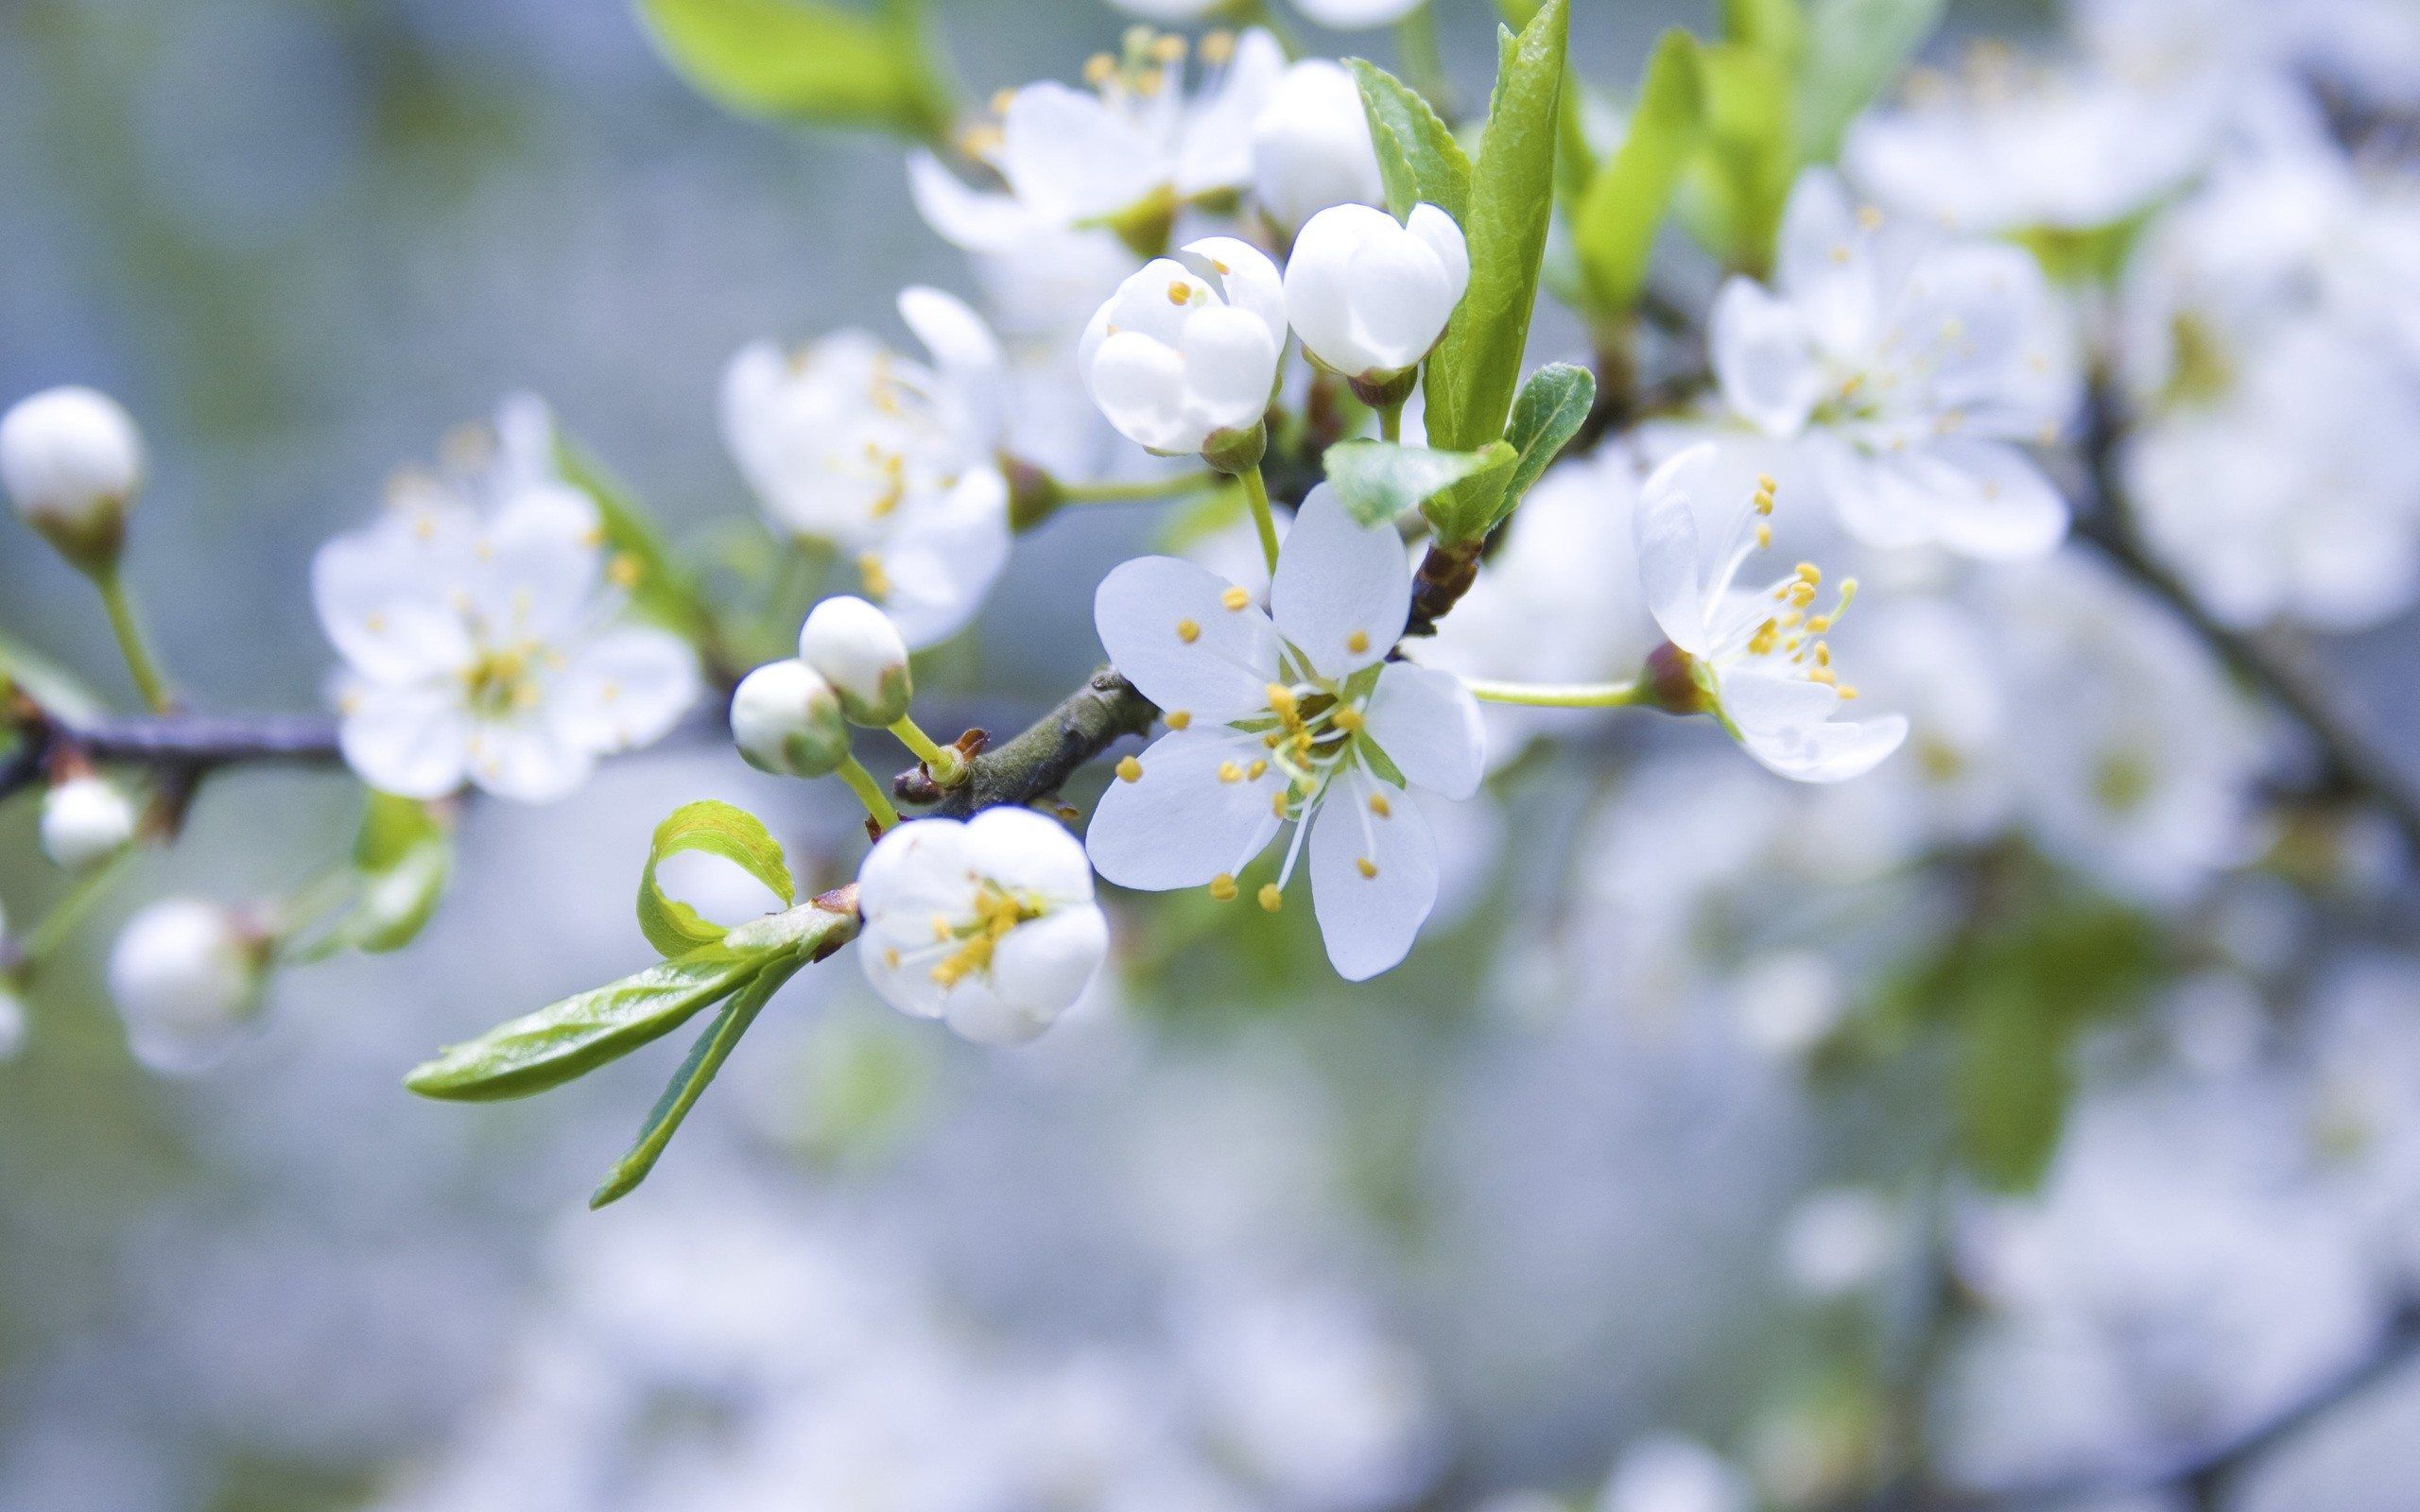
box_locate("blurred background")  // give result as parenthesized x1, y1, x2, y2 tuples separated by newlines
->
(8, 1, 2420, 1509)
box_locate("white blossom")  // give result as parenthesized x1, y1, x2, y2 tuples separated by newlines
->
(1086, 484, 1484, 981)
(856, 807, 1109, 1044)
(39, 774, 137, 869)
(1599, 1436, 1753, 1512)
(1711, 170, 2077, 558)
(908, 28, 1285, 256)
(721, 287, 1013, 647)
(1283, 202, 1469, 385)
(313, 405, 700, 803)
(1635, 444, 1909, 782)
(1250, 60, 1387, 235)
(0, 384, 143, 567)
(1080, 236, 1288, 457)
(106, 898, 268, 1075)
(728, 659, 849, 779)
(798, 594, 912, 727)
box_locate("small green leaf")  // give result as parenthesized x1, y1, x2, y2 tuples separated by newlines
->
(1686, 41, 1796, 274)
(1424, 0, 1569, 455)
(1722, 0, 1807, 63)
(637, 800, 796, 959)
(1347, 60, 1472, 223)
(591, 954, 804, 1207)
(1419, 441, 1522, 544)
(1573, 29, 1705, 315)
(337, 793, 452, 954)
(1795, 0, 1945, 164)
(636, 0, 954, 141)
(1323, 440, 1513, 527)
(1500, 364, 1596, 507)
(556, 436, 715, 644)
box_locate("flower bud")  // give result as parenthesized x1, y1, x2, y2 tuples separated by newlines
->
(0, 983, 23, 1062)
(1, 386, 144, 573)
(729, 658, 851, 778)
(40, 774, 138, 869)
(1251, 60, 1386, 235)
(106, 899, 270, 1075)
(799, 595, 912, 727)
(1079, 236, 1288, 458)
(1283, 202, 1469, 384)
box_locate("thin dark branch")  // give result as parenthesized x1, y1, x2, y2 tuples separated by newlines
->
(904, 667, 1158, 817)
(2076, 384, 2420, 859)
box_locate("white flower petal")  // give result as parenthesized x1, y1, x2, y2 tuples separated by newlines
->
(1307, 773, 1437, 982)
(965, 906, 1109, 1043)
(549, 627, 700, 754)
(907, 150, 1033, 252)
(1712, 279, 1824, 438)
(313, 528, 475, 681)
(1095, 556, 1284, 718)
(337, 679, 472, 799)
(963, 806, 1095, 904)
(1000, 82, 1161, 225)
(466, 718, 595, 804)
(1269, 483, 1411, 679)
(1085, 728, 1286, 890)
(1362, 661, 1486, 799)
(1179, 303, 1282, 429)
(861, 467, 1012, 648)
(1634, 445, 1720, 655)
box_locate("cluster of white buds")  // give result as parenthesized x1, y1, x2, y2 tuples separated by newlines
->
(1, 385, 145, 574)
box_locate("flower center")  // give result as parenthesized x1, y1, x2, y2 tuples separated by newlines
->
(461, 644, 547, 718)
(1711, 476, 1865, 702)
(928, 882, 1046, 989)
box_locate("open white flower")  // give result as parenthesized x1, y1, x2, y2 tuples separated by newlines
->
(1251, 60, 1387, 234)
(1635, 444, 1907, 783)
(107, 898, 269, 1075)
(1711, 169, 2078, 558)
(1283, 203, 1469, 386)
(1080, 235, 1288, 458)
(722, 287, 1012, 647)
(314, 406, 700, 803)
(1086, 484, 1484, 981)
(908, 27, 1284, 257)
(856, 807, 1109, 1044)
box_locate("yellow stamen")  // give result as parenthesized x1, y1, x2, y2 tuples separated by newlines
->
(1209, 873, 1238, 902)
(608, 553, 642, 589)
(1257, 884, 1283, 913)
(858, 553, 893, 600)
(1331, 707, 1365, 734)
(1176, 618, 1201, 644)
(1218, 762, 1242, 783)
(1166, 710, 1192, 730)
(1221, 586, 1250, 611)
(1369, 793, 1392, 817)
(1346, 629, 1370, 655)
(1356, 857, 1378, 879)
(1116, 756, 1143, 782)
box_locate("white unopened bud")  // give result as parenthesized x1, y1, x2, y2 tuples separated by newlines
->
(1079, 236, 1288, 458)
(1, 386, 144, 572)
(1251, 60, 1386, 234)
(40, 775, 138, 869)
(799, 595, 912, 727)
(1283, 202, 1469, 384)
(106, 899, 269, 1075)
(730, 658, 851, 777)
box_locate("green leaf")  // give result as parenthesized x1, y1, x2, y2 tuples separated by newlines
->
(338, 794, 453, 955)
(555, 436, 715, 644)
(591, 954, 804, 1207)
(637, 800, 796, 959)
(1420, 442, 1522, 543)
(1322, 440, 1513, 527)
(1687, 41, 1796, 274)
(1347, 60, 1472, 223)
(1424, 0, 1569, 455)
(1721, 0, 1806, 63)
(1573, 29, 1705, 315)
(636, 0, 954, 141)
(1795, 0, 1945, 163)
(1500, 364, 1595, 507)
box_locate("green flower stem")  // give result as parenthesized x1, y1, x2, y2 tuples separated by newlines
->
(1462, 678, 1648, 709)
(837, 755, 903, 832)
(887, 714, 966, 786)
(91, 565, 173, 713)
(19, 848, 136, 966)
(1378, 402, 1405, 443)
(1057, 472, 1218, 506)
(1239, 465, 1281, 574)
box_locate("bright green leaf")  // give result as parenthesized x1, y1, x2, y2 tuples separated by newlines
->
(1323, 440, 1512, 527)
(1573, 29, 1705, 316)
(1686, 41, 1796, 274)
(1500, 364, 1596, 507)
(1795, 0, 1945, 164)
(636, 0, 954, 141)
(1347, 60, 1472, 223)
(1419, 441, 1522, 543)
(333, 793, 452, 955)
(637, 800, 796, 960)
(1722, 0, 1807, 64)
(1425, 0, 1569, 455)
(591, 954, 804, 1207)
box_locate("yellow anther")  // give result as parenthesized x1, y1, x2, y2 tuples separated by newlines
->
(1083, 52, 1116, 85)
(1256, 883, 1283, 913)
(1270, 791, 1288, 816)
(1356, 857, 1378, 879)
(990, 88, 1016, 116)
(1830, 244, 1852, 265)
(1176, 618, 1201, 644)
(858, 553, 893, 599)
(1262, 731, 1282, 748)
(1221, 586, 1250, 610)
(1167, 280, 1194, 305)
(1346, 629, 1371, 654)
(1788, 581, 1818, 608)
(1266, 683, 1300, 721)
(1132, 70, 1165, 96)
(1756, 472, 1778, 494)
(1748, 619, 1781, 657)
(1209, 873, 1239, 902)
(1200, 28, 1235, 63)
(364, 612, 388, 635)
(1218, 761, 1243, 783)
(1808, 663, 1839, 687)
(1806, 615, 1831, 632)
(931, 915, 952, 942)
(1331, 707, 1365, 734)
(1814, 643, 1832, 666)
(883, 946, 901, 969)
(1247, 759, 1268, 780)
(1370, 793, 1392, 817)
(1838, 685, 1860, 700)
(1166, 710, 1192, 730)
(1116, 755, 1143, 782)
(1756, 523, 1773, 549)
(1151, 32, 1186, 62)
(1857, 205, 1884, 231)
(1796, 562, 1823, 584)
(959, 125, 1004, 159)
(608, 553, 642, 589)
